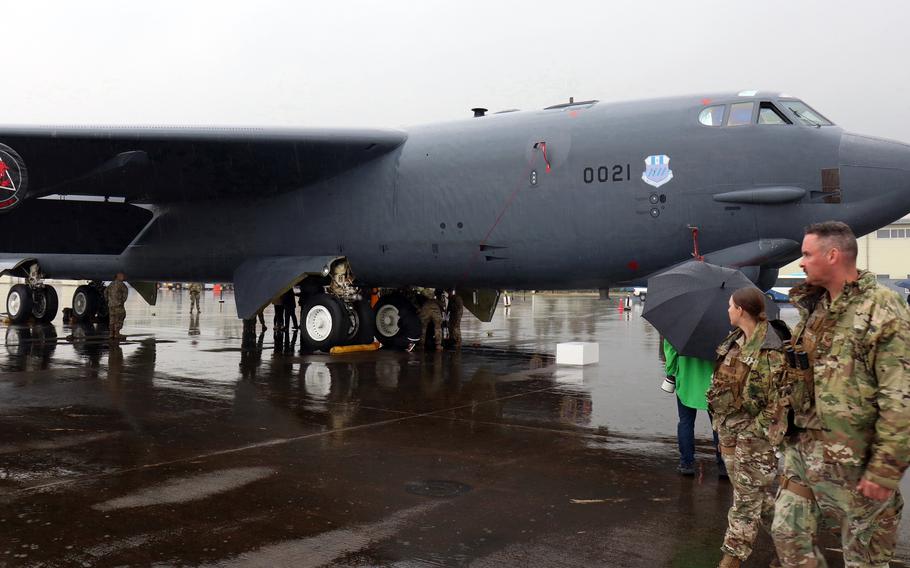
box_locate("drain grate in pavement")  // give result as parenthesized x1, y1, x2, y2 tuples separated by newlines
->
(404, 480, 472, 498)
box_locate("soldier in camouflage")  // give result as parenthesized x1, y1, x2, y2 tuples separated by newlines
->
(709, 286, 787, 568)
(772, 221, 910, 567)
(447, 289, 464, 349)
(188, 282, 202, 313)
(417, 288, 445, 351)
(104, 272, 129, 341)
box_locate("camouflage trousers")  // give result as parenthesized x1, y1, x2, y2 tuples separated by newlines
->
(772, 431, 903, 568)
(718, 424, 779, 561)
(418, 306, 443, 349)
(448, 316, 462, 346)
(190, 294, 200, 312)
(108, 308, 126, 337)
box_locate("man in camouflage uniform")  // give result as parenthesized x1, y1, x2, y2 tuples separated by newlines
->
(104, 272, 129, 341)
(447, 289, 464, 348)
(417, 288, 444, 351)
(188, 282, 202, 313)
(772, 221, 910, 567)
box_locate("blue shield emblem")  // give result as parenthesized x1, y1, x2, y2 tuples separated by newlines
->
(642, 155, 673, 188)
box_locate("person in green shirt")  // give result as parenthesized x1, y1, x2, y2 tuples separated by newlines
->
(664, 339, 725, 477)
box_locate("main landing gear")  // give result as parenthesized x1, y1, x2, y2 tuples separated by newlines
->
(294, 260, 427, 353)
(71, 282, 108, 323)
(5, 263, 59, 324)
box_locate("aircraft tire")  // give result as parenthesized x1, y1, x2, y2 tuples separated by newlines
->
(301, 293, 346, 352)
(374, 294, 420, 351)
(32, 286, 59, 323)
(6, 284, 33, 324)
(72, 285, 99, 322)
(344, 299, 376, 345)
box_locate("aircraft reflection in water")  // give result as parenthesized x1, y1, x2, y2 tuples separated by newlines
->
(1, 91, 908, 354)
(235, 336, 593, 434)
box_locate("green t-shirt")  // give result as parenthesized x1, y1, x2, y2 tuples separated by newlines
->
(663, 339, 714, 411)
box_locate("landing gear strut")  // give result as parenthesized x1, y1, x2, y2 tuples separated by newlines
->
(5, 263, 59, 324)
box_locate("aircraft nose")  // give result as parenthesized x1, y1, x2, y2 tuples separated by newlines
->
(836, 133, 910, 235)
(839, 133, 910, 199)
(840, 132, 910, 169)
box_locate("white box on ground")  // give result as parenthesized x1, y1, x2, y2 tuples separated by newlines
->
(556, 342, 599, 366)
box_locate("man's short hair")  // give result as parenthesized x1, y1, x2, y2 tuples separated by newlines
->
(805, 221, 858, 260)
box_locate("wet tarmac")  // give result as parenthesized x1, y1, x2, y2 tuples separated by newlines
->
(1, 285, 909, 567)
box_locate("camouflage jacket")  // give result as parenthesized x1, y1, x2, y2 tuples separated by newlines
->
(104, 281, 128, 310)
(448, 294, 464, 324)
(789, 270, 910, 489)
(188, 283, 203, 295)
(708, 321, 786, 437)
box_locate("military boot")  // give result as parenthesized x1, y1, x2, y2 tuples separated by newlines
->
(717, 553, 741, 568)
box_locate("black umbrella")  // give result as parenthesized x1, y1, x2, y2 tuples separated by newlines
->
(642, 261, 780, 361)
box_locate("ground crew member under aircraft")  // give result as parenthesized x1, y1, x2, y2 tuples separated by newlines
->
(188, 282, 202, 313)
(772, 221, 910, 567)
(271, 295, 284, 332)
(418, 289, 444, 351)
(281, 289, 298, 330)
(447, 289, 464, 348)
(104, 272, 129, 341)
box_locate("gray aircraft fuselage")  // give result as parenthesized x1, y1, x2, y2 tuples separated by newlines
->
(1, 91, 909, 299)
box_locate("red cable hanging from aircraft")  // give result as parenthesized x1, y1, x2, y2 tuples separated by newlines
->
(536, 141, 551, 173)
(689, 226, 705, 261)
(457, 141, 552, 285)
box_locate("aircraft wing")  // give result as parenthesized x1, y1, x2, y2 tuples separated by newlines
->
(0, 126, 407, 205)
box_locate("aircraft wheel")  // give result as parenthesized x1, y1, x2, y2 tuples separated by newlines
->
(32, 286, 59, 323)
(301, 293, 345, 352)
(374, 294, 421, 351)
(72, 285, 100, 322)
(344, 300, 376, 345)
(6, 284, 33, 324)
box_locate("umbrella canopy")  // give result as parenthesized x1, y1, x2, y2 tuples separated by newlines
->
(896, 280, 910, 289)
(642, 261, 780, 361)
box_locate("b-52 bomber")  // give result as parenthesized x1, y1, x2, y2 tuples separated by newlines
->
(1, 90, 908, 350)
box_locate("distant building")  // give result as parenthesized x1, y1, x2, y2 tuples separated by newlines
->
(779, 216, 910, 279)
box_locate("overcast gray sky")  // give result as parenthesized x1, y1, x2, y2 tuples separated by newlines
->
(3, 1, 908, 141)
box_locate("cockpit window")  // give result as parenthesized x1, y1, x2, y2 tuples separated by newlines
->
(727, 102, 754, 126)
(758, 102, 792, 125)
(780, 100, 833, 126)
(698, 105, 725, 126)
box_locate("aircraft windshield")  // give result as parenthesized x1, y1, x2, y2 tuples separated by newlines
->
(780, 100, 833, 127)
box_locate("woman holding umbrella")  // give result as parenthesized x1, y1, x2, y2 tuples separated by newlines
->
(709, 287, 787, 568)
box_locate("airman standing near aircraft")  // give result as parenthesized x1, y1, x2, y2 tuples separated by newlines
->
(104, 272, 128, 341)
(281, 288, 298, 330)
(417, 289, 444, 351)
(709, 287, 786, 568)
(772, 221, 910, 568)
(447, 289, 464, 349)
(188, 282, 202, 313)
